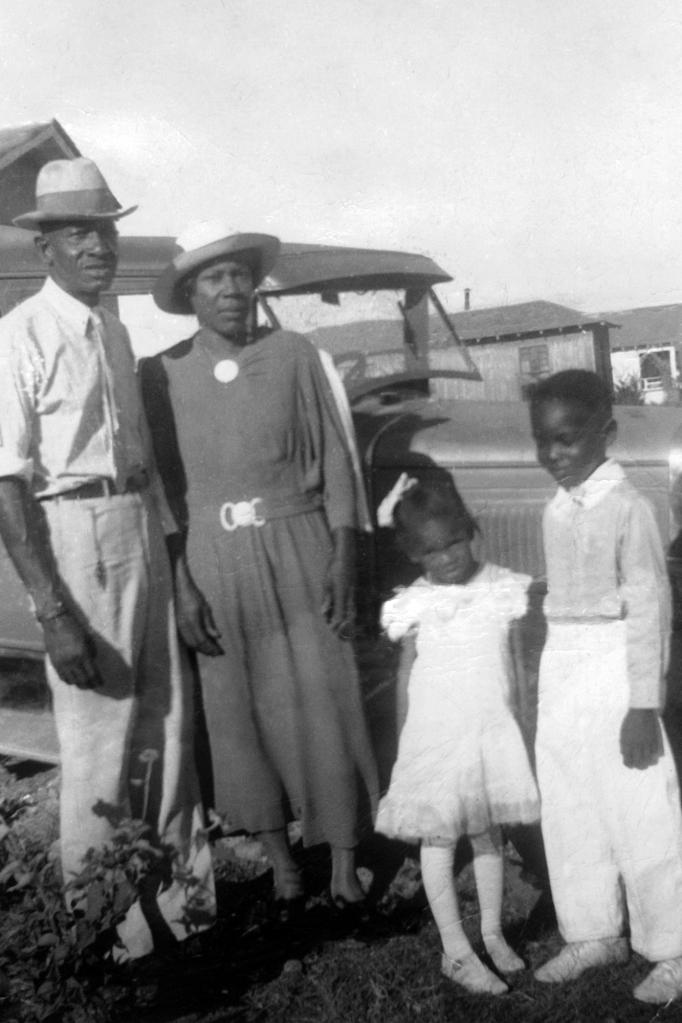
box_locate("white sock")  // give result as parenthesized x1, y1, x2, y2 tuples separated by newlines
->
(420, 843, 473, 962)
(471, 827, 504, 939)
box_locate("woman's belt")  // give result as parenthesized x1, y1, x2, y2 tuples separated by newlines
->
(198, 492, 323, 531)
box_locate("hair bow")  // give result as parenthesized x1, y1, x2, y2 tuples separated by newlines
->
(377, 472, 418, 527)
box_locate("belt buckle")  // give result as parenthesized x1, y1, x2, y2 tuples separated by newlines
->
(219, 497, 265, 531)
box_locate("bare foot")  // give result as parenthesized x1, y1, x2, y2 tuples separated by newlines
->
(330, 846, 365, 905)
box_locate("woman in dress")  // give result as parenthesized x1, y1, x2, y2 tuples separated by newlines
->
(141, 222, 378, 911)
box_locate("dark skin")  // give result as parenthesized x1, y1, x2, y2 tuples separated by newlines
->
(173, 256, 356, 650)
(164, 533, 223, 658)
(174, 256, 363, 904)
(407, 516, 478, 587)
(0, 220, 124, 690)
(531, 397, 663, 770)
(35, 220, 118, 307)
(0, 476, 103, 689)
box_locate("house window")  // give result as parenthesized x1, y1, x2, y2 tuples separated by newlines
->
(519, 344, 550, 399)
(639, 349, 672, 391)
(520, 344, 550, 377)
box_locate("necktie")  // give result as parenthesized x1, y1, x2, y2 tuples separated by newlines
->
(88, 309, 124, 489)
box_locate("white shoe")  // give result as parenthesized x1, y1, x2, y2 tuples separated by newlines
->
(534, 938, 629, 983)
(483, 933, 525, 973)
(441, 951, 508, 995)
(633, 958, 682, 1004)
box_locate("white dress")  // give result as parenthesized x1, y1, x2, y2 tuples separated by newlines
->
(375, 563, 540, 844)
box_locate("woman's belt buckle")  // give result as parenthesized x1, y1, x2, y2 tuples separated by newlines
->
(219, 498, 265, 531)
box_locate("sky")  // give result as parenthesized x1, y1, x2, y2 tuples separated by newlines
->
(3, 0, 682, 315)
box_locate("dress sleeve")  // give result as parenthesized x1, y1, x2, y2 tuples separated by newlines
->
(139, 355, 189, 535)
(295, 339, 358, 531)
(381, 586, 422, 641)
(617, 495, 670, 708)
(316, 348, 372, 533)
(493, 567, 532, 622)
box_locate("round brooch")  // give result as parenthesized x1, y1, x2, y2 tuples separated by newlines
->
(213, 359, 239, 383)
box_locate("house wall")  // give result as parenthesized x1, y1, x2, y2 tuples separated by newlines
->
(0, 157, 38, 226)
(611, 345, 679, 405)
(431, 329, 597, 402)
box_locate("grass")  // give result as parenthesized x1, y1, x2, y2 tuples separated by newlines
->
(2, 633, 682, 1022)
(108, 841, 682, 1023)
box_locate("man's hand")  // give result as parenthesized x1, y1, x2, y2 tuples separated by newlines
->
(174, 566, 223, 657)
(620, 708, 664, 769)
(43, 613, 103, 690)
(322, 527, 356, 640)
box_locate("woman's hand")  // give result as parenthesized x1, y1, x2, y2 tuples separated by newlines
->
(322, 527, 356, 640)
(620, 708, 663, 769)
(174, 557, 224, 656)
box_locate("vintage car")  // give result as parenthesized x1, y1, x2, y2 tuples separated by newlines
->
(0, 226, 681, 762)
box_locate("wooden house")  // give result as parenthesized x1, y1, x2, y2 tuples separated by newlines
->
(430, 300, 616, 402)
(0, 120, 81, 226)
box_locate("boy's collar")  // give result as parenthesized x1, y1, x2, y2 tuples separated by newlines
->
(552, 458, 624, 510)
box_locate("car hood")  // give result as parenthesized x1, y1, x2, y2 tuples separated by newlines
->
(355, 397, 682, 469)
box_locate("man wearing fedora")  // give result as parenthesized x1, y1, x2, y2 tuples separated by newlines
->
(0, 157, 214, 958)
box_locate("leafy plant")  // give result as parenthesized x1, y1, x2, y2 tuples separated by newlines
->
(612, 375, 644, 405)
(0, 753, 211, 1023)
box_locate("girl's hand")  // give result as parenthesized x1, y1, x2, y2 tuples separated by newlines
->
(322, 527, 356, 640)
(620, 708, 663, 769)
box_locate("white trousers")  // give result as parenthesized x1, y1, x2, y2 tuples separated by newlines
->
(42, 491, 214, 959)
(537, 620, 682, 961)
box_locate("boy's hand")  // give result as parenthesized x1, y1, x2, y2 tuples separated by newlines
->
(620, 708, 663, 769)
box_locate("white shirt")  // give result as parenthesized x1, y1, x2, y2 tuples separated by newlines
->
(543, 459, 670, 707)
(0, 278, 148, 495)
(0, 278, 175, 531)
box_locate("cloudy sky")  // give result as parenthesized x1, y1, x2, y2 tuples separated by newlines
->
(3, 0, 682, 314)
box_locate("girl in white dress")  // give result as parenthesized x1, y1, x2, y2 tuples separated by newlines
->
(375, 473, 540, 995)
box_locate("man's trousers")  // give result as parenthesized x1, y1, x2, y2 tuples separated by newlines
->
(42, 490, 214, 959)
(537, 620, 682, 962)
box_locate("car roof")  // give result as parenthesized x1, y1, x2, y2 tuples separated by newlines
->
(260, 242, 452, 295)
(0, 226, 452, 294)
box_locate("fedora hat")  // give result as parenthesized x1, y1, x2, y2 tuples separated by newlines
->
(153, 220, 281, 315)
(13, 157, 137, 229)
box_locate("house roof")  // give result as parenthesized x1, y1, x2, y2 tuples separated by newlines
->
(0, 120, 79, 172)
(0, 120, 83, 227)
(601, 304, 682, 352)
(445, 300, 615, 345)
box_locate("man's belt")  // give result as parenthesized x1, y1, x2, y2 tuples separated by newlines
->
(39, 471, 148, 501)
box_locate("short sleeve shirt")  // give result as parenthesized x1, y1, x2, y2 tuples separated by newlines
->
(0, 278, 149, 497)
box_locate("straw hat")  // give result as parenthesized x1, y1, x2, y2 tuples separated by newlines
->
(13, 157, 137, 229)
(153, 220, 281, 314)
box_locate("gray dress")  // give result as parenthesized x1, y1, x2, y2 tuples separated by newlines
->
(141, 329, 378, 846)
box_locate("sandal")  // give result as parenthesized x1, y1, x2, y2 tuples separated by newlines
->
(483, 933, 525, 973)
(329, 891, 372, 925)
(272, 864, 305, 923)
(441, 951, 508, 995)
(273, 863, 304, 902)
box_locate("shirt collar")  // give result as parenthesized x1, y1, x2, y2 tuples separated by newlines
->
(40, 277, 101, 334)
(551, 458, 625, 512)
